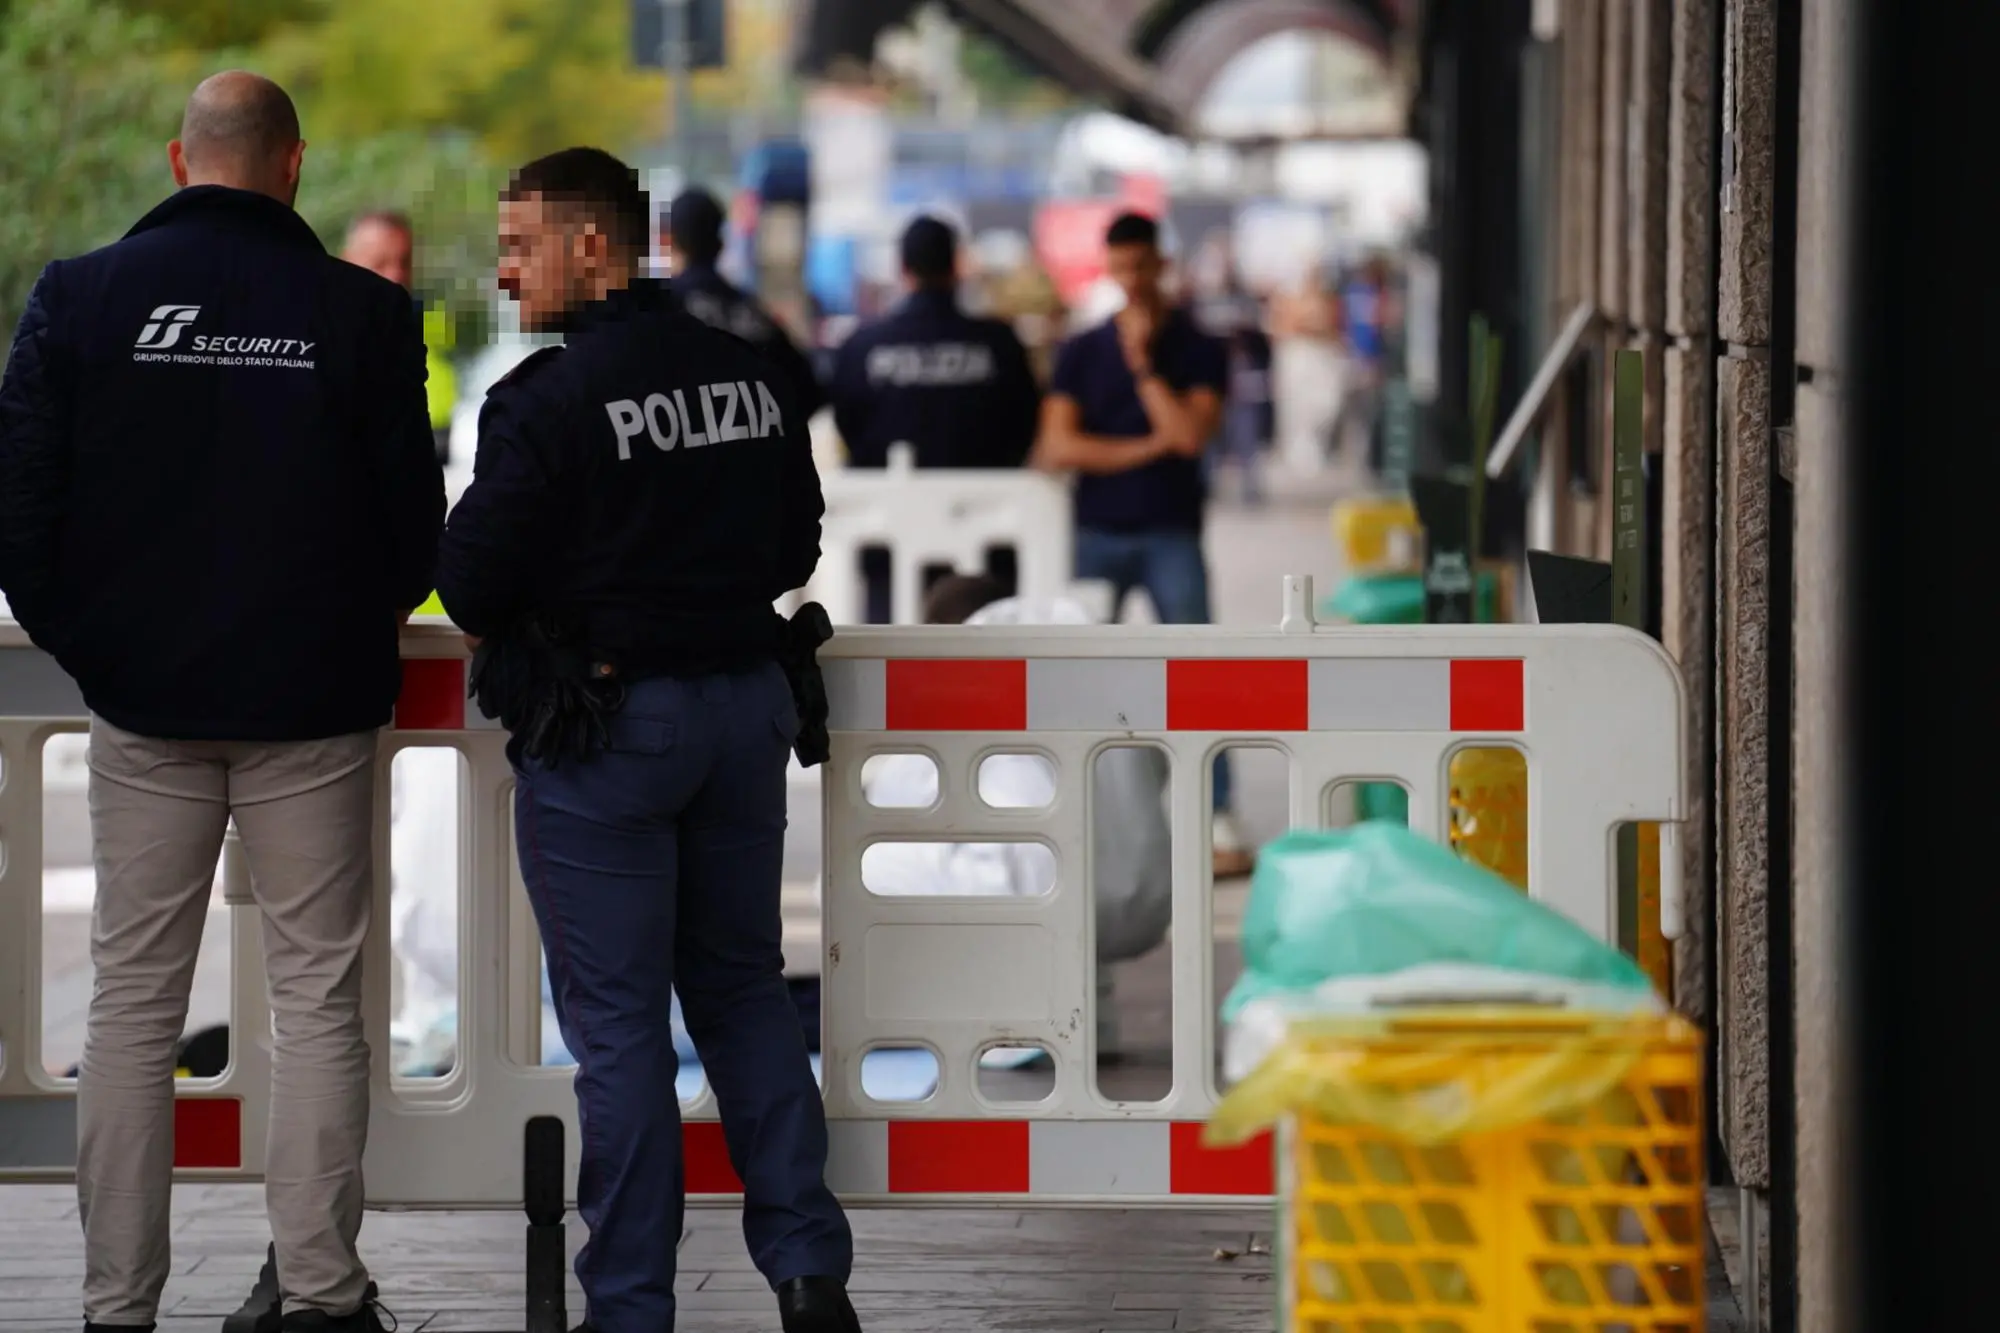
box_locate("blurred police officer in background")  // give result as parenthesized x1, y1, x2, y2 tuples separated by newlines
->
(0, 72, 443, 1333)
(828, 215, 1040, 620)
(665, 185, 826, 419)
(340, 210, 457, 464)
(433, 149, 858, 1333)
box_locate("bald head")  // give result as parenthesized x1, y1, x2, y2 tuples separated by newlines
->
(170, 72, 305, 204)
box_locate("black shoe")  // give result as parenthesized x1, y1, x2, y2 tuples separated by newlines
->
(226, 1244, 384, 1333)
(85, 1324, 155, 1332)
(776, 1276, 862, 1333)
(278, 1291, 394, 1333)
(223, 1243, 281, 1333)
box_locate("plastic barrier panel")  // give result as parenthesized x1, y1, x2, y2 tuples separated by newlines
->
(0, 677, 273, 1180)
(803, 444, 1075, 625)
(1, 575, 1687, 1211)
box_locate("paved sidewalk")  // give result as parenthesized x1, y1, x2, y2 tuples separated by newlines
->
(0, 1185, 1279, 1332)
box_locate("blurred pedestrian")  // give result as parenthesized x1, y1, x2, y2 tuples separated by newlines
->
(666, 186, 826, 419)
(1033, 211, 1255, 879)
(0, 71, 443, 1333)
(340, 210, 456, 464)
(1332, 253, 1392, 472)
(1215, 317, 1273, 505)
(828, 215, 1040, 621)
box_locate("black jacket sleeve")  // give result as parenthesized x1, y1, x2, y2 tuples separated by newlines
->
(367, 293, 447, 610)
(767, 325, 827, 422)
(775, 381, 825, 597)
(0, 265, 70, 644)
(993, 323, 1042, 469)
(828, 336, 882, 468)
(434, 362, 568, 637)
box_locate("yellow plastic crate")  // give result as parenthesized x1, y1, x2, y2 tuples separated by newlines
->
(1332, 495, 1423, 573)
(1448, 747, 1529, 891)
(1278, 1014, 1705, 1333)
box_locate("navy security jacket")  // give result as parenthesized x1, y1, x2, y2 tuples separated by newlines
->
(828, 288, 1040, 470)
(671, 262, 827, 421)
(435, 280, 823, 677)
(0, 186, 445, 741)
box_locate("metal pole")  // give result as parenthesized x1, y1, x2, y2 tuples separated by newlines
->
(662, 0, 693, 171)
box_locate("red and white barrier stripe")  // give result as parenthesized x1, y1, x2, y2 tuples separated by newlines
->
(684, 1120, 1274, 1199)
(826, 655, 1527, 733)
(393, 657, 502, 731)
(0, 1095, 243, 1172)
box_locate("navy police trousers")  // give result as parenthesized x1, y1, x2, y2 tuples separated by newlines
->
(514, 663, 852, 1332)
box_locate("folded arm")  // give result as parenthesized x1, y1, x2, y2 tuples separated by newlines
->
(1134, 374, 1223, 454)
(1032, 394, 1169, 475)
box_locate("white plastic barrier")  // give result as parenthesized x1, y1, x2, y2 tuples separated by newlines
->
(0, 686, 274, 1180)
(803, 443, 1076, 625)
(1, 579, 1687, 1208)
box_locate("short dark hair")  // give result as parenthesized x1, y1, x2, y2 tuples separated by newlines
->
(1104, 211, 1160, 250)
(923, 574, 1010, 626)
(900, 215, 958, 286)
(503, 148, 650, 256)
(667, 188, 726, 265)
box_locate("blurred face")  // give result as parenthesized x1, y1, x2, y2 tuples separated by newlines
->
(498, 194, 616, 333)
(1105, 241, 1164, 310)
(342, 218, 413, 290)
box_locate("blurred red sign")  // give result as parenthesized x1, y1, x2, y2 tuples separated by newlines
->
(1033, 184, 1166, 307)
(1033, 200, 1120, 307)
(1119, 173, 1166, 218)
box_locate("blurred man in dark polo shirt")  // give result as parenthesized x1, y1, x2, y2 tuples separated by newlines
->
(1033, 211, 1253, 879)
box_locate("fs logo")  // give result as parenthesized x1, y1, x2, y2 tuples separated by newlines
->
(135, 304, 201, 350)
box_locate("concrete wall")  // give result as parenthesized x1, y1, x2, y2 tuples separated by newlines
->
(1541, 0, 1854, 1325)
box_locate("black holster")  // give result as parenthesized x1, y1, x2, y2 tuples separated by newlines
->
(776, 602, 834, 768)
(467, 616, 627, 768)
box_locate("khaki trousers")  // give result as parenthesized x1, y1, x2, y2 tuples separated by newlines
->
(79, 719, 377, 1323)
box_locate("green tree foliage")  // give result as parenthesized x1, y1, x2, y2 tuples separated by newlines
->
(0, 0, 183, 333)
(4, 0, 684, 350)
(296, 133, 506, 348)
(111, 0, 326, 52)
(258, 0, 664, 164)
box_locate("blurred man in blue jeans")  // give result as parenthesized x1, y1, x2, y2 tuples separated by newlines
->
(1033, 212, 1253, 878)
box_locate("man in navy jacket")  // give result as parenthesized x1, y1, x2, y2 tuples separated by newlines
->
(0, 71, 442, 1333)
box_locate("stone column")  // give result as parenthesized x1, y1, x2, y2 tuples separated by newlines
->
(1791, 0, 1852, 1326)
(1591, 0, 1629, 558)
(1663, 0, 1718, 1027)
(1715, 0, 1778, 1323)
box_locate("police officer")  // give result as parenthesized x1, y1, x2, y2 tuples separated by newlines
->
(828, 215, 1040, 619)
(433, 148, 858, 1333)
(830, 214, 1039, 470)
(665, 186, 826, 419)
